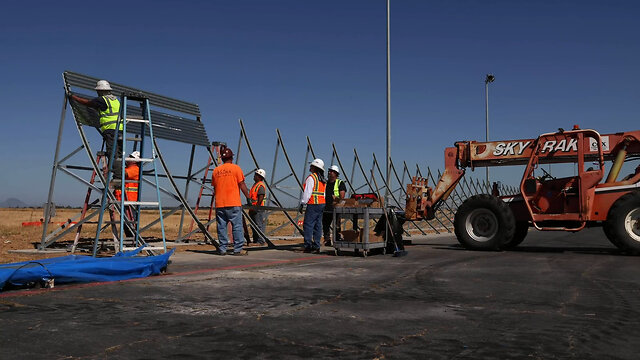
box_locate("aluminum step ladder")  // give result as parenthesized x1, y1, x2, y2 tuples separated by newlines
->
(72, 150, 120, 253)
(93, 92, 167, 256)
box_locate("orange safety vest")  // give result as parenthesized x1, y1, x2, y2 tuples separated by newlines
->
(249, 181, 266, 206)
(304, 173, 326, 204)
(115, 164, 139, 202)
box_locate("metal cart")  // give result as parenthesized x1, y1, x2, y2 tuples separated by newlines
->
(333, 207, 386, 257)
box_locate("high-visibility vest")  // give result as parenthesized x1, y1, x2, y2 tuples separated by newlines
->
(305, 173, 326, 204)
(250, 181, 266, 206)
(115, 164, 139, 201)
(99, 95, 123, 132)
(332, 178, 343, 198)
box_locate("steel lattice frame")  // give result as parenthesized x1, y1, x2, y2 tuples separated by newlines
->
(41, 71, 222, 252)
(177, 120, 501, 245)
(43, 72, 507, 254)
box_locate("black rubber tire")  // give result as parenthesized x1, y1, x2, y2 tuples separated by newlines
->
(454, 194, 516, 251)
(602, 221, 623, 249)
(503, 221, 529, 250)
(604, 191, 640, 254)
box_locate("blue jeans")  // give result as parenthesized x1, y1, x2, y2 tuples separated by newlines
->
(216, 206, 245, 253)
(303, 203, 325, 249)
(249, 210, 266, 243)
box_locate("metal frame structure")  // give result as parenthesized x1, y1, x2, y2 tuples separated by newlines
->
(41, 71, 517, 254)
(172, 119, 507, 243)
(41, 71, 221, 253)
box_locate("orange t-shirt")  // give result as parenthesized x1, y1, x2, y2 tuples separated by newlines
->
(212, 163, 245, 208)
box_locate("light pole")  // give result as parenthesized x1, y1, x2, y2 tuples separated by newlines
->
(484, 74, 494, 191)
(385, 0, 391, 207)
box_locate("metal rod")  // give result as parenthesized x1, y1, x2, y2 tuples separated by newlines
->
(332, 143, 356, 195)
(153, 136, 220, 249)
(178, 143, 197, 238)
(484, 74, 494, 187)
(353, 149, 374, 192)
(239, 119, 303, 240)
(41, 92, 69, 249)
(385, 0, 392, 211)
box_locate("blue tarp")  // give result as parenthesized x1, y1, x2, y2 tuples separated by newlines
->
(0, 247, 174, 291)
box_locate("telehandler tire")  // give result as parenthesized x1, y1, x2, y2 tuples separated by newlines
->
(454, 194, 516, 251)
(604, 191, 640, 254)
(503, 221, 529, 250)
(602, 221, 623, 249)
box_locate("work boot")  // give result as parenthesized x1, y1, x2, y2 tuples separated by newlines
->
(233, 249, 249, 256)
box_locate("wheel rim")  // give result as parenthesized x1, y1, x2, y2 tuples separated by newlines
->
(465, 208, 498, 242)
(624, 208, 640, 243)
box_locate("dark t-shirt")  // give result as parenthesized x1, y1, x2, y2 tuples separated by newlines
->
(325, 179, 347, 210)
(89, 96, 108, 111)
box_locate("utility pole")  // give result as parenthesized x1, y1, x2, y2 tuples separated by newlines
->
(484, 74, 495, 191)
(385, 0, 391, 207)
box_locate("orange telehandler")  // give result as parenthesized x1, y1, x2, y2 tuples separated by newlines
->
(405, 126, 640, 253)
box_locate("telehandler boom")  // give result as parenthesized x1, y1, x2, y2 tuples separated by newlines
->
(405, 126, 640, 253)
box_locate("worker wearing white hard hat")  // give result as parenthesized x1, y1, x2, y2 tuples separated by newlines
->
(69, 79, 124, 180)
(323, 164, 347, 246)
(248, 169, 268, 245)
(299, 159, 326, 253)
(113, 150, 142, 237)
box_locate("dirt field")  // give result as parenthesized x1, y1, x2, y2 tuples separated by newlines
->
(0, 207, 305, 264)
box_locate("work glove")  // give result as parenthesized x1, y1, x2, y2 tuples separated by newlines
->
(298, 204, 304, 214)
(67, 92, 74, 102)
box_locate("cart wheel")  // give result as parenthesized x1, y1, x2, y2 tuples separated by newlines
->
(334, 248, 341, 256)
(362, 250, 368, 258)
(382, 247, 387, 255)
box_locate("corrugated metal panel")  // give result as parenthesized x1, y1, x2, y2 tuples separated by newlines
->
(64, 71, 201, 117)
(69, 96, 210, 147)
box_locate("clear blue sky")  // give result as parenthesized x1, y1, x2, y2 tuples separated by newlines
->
(1, 0, 639, 206)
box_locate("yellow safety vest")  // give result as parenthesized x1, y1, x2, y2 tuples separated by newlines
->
(99, 95, 122, 132)
(332, 178, 342, 198)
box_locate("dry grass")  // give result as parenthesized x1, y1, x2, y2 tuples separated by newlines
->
(0, 207, 441, 265)
(0, 207, 304, 264)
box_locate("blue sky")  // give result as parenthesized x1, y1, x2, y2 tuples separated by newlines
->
(1, 0, 639, 206)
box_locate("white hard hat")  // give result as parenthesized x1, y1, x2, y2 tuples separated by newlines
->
(129, 151, 140, 159)
(310, 158, 325, 172)
(255, 169, 266, 179)
(95, 80, 112, 91)
(329, 165, 340, 174)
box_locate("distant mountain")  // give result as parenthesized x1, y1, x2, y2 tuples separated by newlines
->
(0, 198, 28, 208)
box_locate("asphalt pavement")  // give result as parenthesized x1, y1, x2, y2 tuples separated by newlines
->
(1, 228, 640, 359)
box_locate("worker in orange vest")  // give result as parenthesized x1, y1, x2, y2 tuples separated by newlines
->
(248, 169, 268, 245)
(114, 151, 141, 237)
(299, 159, 326, 253)
(114, 151, 140, 202)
